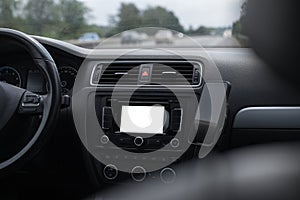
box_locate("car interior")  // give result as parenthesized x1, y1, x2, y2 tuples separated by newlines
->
(1, 0, 300, 199)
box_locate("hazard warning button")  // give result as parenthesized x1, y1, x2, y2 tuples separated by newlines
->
(139, 64, 153, 83)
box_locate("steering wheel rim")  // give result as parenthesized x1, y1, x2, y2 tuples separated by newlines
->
(0, 28, 61, 172)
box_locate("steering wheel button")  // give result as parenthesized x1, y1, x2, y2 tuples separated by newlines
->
(22, 93, 41, 107)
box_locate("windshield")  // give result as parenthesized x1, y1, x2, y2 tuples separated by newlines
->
(0, 0, 248, 48)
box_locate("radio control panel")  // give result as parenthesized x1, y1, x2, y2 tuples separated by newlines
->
(97, 96, 185, 151)
(91, 91, 204, 184)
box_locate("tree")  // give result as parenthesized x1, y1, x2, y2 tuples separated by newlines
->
(1, 0, 92, 39)
(24, 0, 58, 35)
(115, 3, 141, 32)
(142, 6, 183, 32)
(188, 26, 212, 35)
(109, 3, 184, 34)
(57, 0, 89, 39)
(232, 1, 247, 36)
(0, 0, 19, 27)
(21, 0, 89, 39)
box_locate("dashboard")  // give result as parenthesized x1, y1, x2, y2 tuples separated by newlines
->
(2, 36, 300, 156)
(1, 35, 300, 194)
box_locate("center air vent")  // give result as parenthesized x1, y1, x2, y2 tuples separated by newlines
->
(151, 62, 201, 86)
(91, 61, 202, 87)
(91, 63, 139, 85)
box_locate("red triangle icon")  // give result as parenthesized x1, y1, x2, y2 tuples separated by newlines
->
(142, 71, 149, 77)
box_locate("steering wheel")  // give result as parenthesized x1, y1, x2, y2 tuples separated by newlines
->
(0, 29, 61, 172)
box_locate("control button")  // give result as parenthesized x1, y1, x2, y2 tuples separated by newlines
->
(103, 164, 118, 180)
(160, 168, 176, 184)
(139, 64, 153, 83)
(100, 135, 109, 144)
(102, 107, 113, 129)
(171, 108, 183, 132)
(148, 139, 161, 147)
(142, 70, 149, 77)
(193, 69, 200, 84)
(170, 138, 180, 148)
(131, 166, 146, 182)
(22, 93, 40, 107)
(61, 95, 71, 108)
(140, 68, 150, 81)
(92, 64, 102, 84)
(134, 136, 144, 147)
(19, 92, 43, 114)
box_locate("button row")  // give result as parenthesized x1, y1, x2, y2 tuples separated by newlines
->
(103, 164, 176, 183)
(100, 135, 180, 149)
(98, 153, 178, 163)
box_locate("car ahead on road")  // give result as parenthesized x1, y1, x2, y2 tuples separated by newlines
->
(1, 0, 300, 200)
(121, 31, 142, 44)
(223, 29, 232, 38)
(78, 32, 100, 42)
(155, 30, 174, 44)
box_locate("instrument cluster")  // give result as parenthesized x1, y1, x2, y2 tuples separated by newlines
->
(0, 65, 78, 95)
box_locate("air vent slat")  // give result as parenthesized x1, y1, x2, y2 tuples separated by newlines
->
(152, 78, 193, 80)
(151, 74, 193, 77)
(100, 78, 137, 81)
(101, 74, 137, 77)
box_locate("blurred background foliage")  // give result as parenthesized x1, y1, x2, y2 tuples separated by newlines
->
(0, 0, 245, 40)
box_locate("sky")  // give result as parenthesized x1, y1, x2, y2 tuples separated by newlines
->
(80, 0, 245, 28)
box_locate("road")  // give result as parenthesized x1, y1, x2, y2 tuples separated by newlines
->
(177, 35, 241, 47)
(73, 35, 241, 49)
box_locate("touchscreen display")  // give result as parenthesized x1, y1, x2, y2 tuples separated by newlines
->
(120, 106, 164, 134)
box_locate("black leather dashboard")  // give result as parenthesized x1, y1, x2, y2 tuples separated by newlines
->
(2, 35, 300, 149)
(33, 37, 300, 148)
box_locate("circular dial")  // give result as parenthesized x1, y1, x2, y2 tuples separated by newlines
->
(58, 66, 78, 94)
(0, 66, 22, 87)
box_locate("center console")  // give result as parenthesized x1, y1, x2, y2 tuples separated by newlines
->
(92, 91, 200, 183)
(99, 96, 183, 151)
(76, 59, 227, 185)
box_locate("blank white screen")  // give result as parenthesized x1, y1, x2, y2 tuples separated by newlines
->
(120, 106, 164, 134)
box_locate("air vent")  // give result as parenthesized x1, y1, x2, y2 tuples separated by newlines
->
(91, 63, 139, 85)
(91, 61, 202, 87)
(151, 62, 201, 86)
